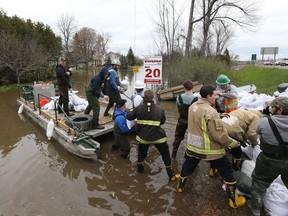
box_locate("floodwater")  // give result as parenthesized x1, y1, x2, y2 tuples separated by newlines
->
(0, 71, 253, 215)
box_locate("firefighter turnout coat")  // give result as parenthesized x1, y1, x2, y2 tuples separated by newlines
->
(186, 98, 238, 160)
(126, 100, 167, 144)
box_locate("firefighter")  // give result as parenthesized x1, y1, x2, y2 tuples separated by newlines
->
(248, 97, 288, 216)
(126, 89, 175, 180)
(177, 85, 246, 209)
(171, 80, 198, 159)
(221, 109, 262, 170)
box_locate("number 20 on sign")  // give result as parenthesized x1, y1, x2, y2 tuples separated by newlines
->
(144, 56, 162, 85)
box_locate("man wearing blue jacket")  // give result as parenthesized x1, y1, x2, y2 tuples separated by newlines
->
(103, 59, 124, 116)
(84, 68, 109, 129)
(112, 99, 132, 158)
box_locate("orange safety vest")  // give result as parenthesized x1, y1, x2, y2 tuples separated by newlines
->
(224, 98, 238, 113)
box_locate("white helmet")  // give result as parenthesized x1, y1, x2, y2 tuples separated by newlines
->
(111, 59, 121, 66)
(134, 80, 145, 89)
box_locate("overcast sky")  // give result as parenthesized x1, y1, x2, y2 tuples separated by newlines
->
(1, 0, 287, 61)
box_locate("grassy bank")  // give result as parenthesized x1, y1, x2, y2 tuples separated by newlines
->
(0, 84, 18, 93)
(229, 65, 288, 95)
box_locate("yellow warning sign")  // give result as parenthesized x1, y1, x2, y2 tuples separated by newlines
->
(133, 66, 139, 73)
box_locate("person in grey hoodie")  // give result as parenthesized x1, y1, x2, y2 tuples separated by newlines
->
(248, 97, 288, 216)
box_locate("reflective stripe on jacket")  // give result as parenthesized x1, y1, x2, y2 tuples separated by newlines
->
(126, 100, 167, 144)
(186, 98, 238, 160)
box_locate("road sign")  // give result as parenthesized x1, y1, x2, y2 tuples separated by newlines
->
(143, 56, 162, 85)
(133, 66, 139, 73)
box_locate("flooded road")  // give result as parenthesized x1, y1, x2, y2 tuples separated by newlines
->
(0, 75, 252, 215)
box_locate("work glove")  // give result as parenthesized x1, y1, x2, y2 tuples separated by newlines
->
(262, 106, 270, 116)
(66, 71, 71, 76)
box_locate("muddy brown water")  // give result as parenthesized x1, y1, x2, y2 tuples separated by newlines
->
(0, 78, 252, 215)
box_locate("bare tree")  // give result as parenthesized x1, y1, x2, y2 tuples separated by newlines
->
(197, 0, 259, 56)
(185, 0, 196, 56)
(213, 23, 234, 55)
(151, 0, 184, 60)
(57, 13, 77, 55)
(96, 32, 111, 57)
(0, 32, 48, 84)
(71, 27, 99, 72)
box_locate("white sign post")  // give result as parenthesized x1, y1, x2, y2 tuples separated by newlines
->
(143, 56, 162, 85)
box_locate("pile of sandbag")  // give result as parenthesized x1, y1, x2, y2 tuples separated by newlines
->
(240, 145, 288, 216)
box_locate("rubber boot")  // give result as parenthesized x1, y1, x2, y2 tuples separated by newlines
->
(171, 138, 182, 159)
(177, 176, 187, 193)
(166, 166, 176, 181)
(104, 107, 110, 117)
(225, 181, 246, 208)
(58, 105, 63, 114)
(137, 163, 144, 173)
(209, 164, 218, 177)
(64, 108, 74, 117)
(84, 105, 90, 115)
(232, 157, 241, 171)
(247, 197, 261, 216)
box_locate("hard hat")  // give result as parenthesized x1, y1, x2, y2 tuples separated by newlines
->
(271, 97, 288, 114)
(134, 80, 145, 89)
(111, 59, 121, 66)
(216, 74, 230, 85)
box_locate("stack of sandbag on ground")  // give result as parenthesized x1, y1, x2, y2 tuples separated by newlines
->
(236, 145, 288, 215)
(263, 176, 288, 216)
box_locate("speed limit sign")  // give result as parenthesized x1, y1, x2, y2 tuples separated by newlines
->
(143, 56, 162, 85)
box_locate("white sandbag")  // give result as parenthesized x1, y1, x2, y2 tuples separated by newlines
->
(263, 176, 288, 216)
(240, 160, 255, 178)
(127, 119, 136, 130)
(120, 79, 129, 91)
(73, 103, 88, 112)
(70, 93, 87, 105)
(241, 144, 261, 162)
(133, 95, 143, 108)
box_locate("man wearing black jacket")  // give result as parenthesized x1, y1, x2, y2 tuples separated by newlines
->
(84, 68, 109, 129)
(55, 57, 73, 116)
(126, 89, 175, 180)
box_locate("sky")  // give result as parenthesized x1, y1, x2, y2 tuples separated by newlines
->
(1, 0, 287, 61)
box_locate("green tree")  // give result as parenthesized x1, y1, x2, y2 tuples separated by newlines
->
(0, 10, 62, 84)
(126, 47, 136, 66)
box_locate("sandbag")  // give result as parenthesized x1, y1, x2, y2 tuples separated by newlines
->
(263, 176, 288, 216)
(241, 160, 255, 178)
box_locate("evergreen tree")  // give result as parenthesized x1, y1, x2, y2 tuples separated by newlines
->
(126, 47, 136, 66)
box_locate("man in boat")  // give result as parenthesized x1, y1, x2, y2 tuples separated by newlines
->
(126, 89, 175, 180)
(112, 99, 133, 158)
(55, 57, 74, 116)
(103, 59, 124, 117)
(171, 80, 198, 159)
(177, 85, 246, 209)
(84, 67, 109, 129)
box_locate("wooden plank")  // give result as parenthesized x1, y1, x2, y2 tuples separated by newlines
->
(158, 82, 203, 101)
